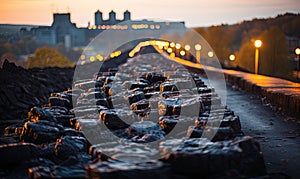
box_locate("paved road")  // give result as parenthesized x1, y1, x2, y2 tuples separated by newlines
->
(225, 84, 300, 178)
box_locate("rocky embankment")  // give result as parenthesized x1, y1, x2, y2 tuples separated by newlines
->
(0, 59, 74, 123)
(0, 55, 272, 178)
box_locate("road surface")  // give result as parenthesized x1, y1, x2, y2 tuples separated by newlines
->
(225, 84, 300, 178)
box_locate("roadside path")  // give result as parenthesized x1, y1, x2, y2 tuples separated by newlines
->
(226, 86, 300, 178)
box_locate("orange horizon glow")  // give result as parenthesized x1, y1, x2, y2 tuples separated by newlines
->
(0, 0, 299, 27)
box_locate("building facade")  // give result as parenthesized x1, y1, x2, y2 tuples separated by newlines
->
(26, 10, 186, 48)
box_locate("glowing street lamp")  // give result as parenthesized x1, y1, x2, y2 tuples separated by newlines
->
(229, 54, 236, 61)
(228, 54, 237, 67)
(184, 45, 191, 59)
(254, 40, 262, 74)
(195, 44, 202, 50)
(175, 43, 181, 50)
(184, 45, 191, 51)
(167, 48, 173, 53)
(295, 47, 300, 79)
(208, 51, 214, 58)
(170, 42, 175, 48)
(254, 40, 262, 48)
(180, 50, 186, 56)
(195, 44, 202, 63)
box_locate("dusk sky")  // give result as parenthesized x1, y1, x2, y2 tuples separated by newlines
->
(1, 0, 299, 27)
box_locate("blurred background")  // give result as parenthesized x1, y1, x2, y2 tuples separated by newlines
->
(0, 0, 299, 81)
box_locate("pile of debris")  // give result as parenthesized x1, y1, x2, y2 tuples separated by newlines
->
(0, 56, 267, 178)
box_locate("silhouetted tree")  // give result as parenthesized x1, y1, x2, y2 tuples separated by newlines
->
(195, 26, 236, 64)
(259, 27, 293, 79)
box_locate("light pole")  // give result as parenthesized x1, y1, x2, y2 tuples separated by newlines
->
(195, 44, 201, 64)
(295, 47, 300, 79)
(174, 43, 181, 57)
(254, 40, 262, 74)
(228, 54, 236, 68)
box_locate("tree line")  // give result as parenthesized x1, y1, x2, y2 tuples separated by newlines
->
(193, 13, 300, 80)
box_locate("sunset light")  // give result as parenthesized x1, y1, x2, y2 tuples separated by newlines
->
(1, 0, 299, 27)
(0, 0, 300, 178)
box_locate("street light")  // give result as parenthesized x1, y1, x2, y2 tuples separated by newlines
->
(208, 51, 214, 58)
(228, 54, 237, 68)
(229, 54, 236, 61)
(170, 42, 175, 48)
(254, 40, 262, 74)
(184, 45, 191, 51)
(180, 50, 186, 56)
(295, 47, 300, 79)
(183, 45, 191, 59)
(195, 44, 201, 63)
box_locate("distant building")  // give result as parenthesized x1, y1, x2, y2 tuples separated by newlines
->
(95, 10, 131, 26)
(88, 10, 185, 34)
(22, 10, 186, 48)
(31, 26, 56, 45)
(31, 13, 86, 47)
